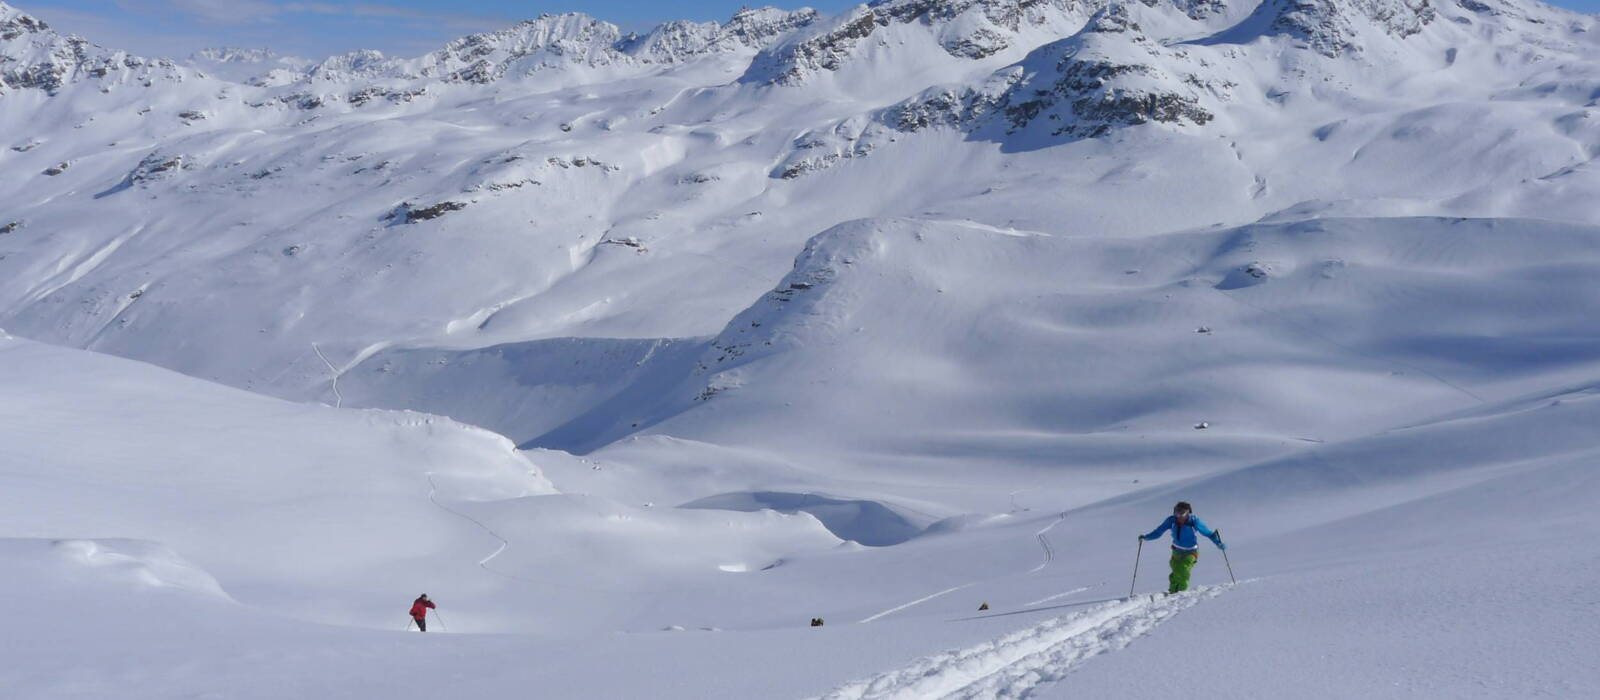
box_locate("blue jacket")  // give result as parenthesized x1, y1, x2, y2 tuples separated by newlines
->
(1143, 515, 1223, 551)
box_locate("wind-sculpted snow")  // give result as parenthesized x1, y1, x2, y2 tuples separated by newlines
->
(568, 216, 1600, 471)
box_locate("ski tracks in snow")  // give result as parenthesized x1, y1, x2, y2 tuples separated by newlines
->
(860, 584, 976, 624)
(311, 342, 343, 408)
(1028, 512, 1066, 574)
(862, 511, 1067, 624)
(424, 474, 513, 572)
(813, 587, 1227, 700)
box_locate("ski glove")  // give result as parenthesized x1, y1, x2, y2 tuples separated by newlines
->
(1216, 541, 1227, 551)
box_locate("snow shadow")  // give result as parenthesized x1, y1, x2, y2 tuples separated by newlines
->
(680, 491, 924, 547)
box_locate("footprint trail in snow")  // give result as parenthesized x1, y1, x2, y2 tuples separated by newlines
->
(812, 586, 1227, 700)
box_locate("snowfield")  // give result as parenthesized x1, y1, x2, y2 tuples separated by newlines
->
(2, 0, 1599, 698)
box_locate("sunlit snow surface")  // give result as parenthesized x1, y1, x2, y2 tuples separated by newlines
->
(2, 0, 1599, 698)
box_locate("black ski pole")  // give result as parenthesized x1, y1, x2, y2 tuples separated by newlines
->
(433, 611, 448, 632)
(1217, 529, 1237, 585)
(1129, 537, 1143, 598)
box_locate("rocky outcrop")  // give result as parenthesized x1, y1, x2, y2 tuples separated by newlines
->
(387, 200, 470, 224)
(993, 5, 1220, 137)
(773, 3, 1227, 177)
(431, 14, 625, 83)
(1254, 0, 1436, 57)
(745, 6, 883, 85)
(619, 7, 821, 63)
(713, 7, 824, 52)
(743, 0, 1108, 86)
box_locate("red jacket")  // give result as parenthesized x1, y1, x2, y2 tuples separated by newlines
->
(410, 598, 435, 619)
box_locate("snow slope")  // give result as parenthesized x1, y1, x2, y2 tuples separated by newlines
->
(5, 317, 1597, 698)
(3, 0, 1600, 697)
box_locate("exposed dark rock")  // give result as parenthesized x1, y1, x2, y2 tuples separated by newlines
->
(388, 200, 469, 224)
(1257, 0, 1437, 57)
(346, 85, 428, 107)
(600, 236, 648, 252)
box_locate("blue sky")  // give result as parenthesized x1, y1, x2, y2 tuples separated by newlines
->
(14, 0, 1600, 60)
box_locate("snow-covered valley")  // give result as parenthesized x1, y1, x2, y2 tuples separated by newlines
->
(2, 1, 1598, 697)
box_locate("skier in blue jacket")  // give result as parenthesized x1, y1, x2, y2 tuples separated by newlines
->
(1140, 501, 1225, 593)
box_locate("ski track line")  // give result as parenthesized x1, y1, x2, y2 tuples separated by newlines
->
(860, 583, 975, 624)
(813, 586, 1227, 700)
(860, 510, 1066, 624)
(1023, 586, 1090, 608)
(425, 474, 512, 570)
(421, 474, 655, 597)
(1027, 512, 1066, 574)
(311, 342, 343, 409)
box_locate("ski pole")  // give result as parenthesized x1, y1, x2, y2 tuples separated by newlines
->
(1222, 548, 1237, 585)
(1129, 537, 1143, 598)
(433, 611, 448, 632)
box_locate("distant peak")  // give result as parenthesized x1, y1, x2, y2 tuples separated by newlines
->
(190, 47, 279, 63)
(1, 1, 49, 36)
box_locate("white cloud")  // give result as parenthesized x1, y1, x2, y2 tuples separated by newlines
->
(161, 0, 284, 24)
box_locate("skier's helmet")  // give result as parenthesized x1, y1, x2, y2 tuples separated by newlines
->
(1173, 502, 1192, 516)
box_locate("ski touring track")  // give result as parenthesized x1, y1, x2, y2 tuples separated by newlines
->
(1028, 512, 1066, 574)
(861, 511, 1067, 624)
(421, 473, 656, 599)
(813, 586, 1229, 700)
(860, 584, 976, 624)
(1023, 586, 1090, 608)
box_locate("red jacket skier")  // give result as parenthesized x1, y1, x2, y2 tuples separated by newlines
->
(410, 594, 436, 631)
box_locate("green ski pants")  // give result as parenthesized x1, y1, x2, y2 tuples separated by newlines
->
(1168, 550, 1198, 593)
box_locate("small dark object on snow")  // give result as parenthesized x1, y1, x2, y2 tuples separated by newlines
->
(978, 602, 989, 611)
(1196, 326, 1212, 334)
(1194, 422, 1209, 430)
(402, 201, 467, 223)
(810, 617, 824, 627)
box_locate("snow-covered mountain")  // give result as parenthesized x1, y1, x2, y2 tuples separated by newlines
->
(0, 2, 188, 92)
(185, 47, 312, 84)
(2, 0, 1599, 697)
